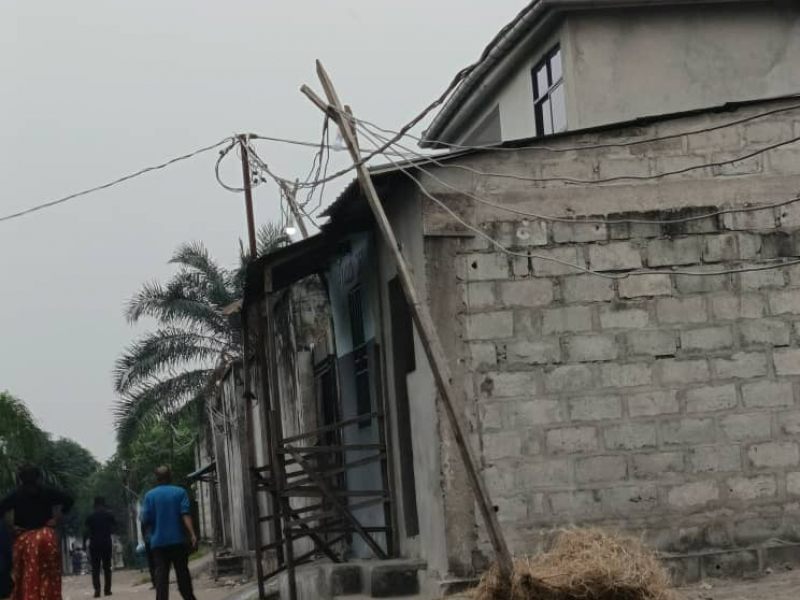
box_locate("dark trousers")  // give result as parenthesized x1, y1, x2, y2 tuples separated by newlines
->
(145, 542, 156, 586)
(153, 544, 196, 600)
(90, 544, 112, 595)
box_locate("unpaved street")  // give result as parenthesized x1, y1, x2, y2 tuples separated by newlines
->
(62, 566, 241, 600)
(681, 570, 800, 600)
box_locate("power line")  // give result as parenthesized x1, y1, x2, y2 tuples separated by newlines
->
(357, 124, 800, 280)
(357, 120, 800, 226)
(0, 137, 235, 225)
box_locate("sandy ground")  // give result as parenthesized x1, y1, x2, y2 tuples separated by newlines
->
(680, 569, 800, 600)
(62, 566, 246, 600)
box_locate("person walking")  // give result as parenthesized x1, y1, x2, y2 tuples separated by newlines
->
(84, 497, 115, 598)
(139, 523, 156, 588)
(140, 467, 198, 600)
(0, 464, 74, 600)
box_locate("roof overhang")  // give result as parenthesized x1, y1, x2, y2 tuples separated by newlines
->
(421, 0, 771, 148)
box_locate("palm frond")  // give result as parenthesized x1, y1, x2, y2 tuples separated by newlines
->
(113, 327, 230, 394)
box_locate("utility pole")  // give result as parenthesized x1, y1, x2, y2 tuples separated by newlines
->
(300, 61, 514, 582)
(280, 180, 310, 239)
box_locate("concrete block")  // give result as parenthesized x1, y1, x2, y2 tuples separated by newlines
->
(604, 422, 658, 450)
(544, 364, 595, 393)
(768, 147, 800, 175)
(720, 412, 772, 440)
(545, 426, 599, 454)
(575, 455, 627, 483)
(499, 279, 555, 307)
(507, 399, 563, 427)
(631, 451, 684, 479)
(703, 233, 738, 263)
(656, 296, 708, 324)
(680, 326, 734, 352)
(504, 340, 561, 366)
(619, 274, 673, 298)
(564, 333, 619, 362)
(466, 311, 513, 340)
(774, 348, 800, 375)
(482, 431, 523, 462)
(470, 343, 497, 369)
(600, 363, 652, 388)
(737, 233, 763, 260)
(465, 252, 510, 281)
(685, 384, 738, 413)
(701, 550, 759, 579)
(646, 238, 701, 267)
(780, 411, 800, 435)
(627, 390, 679, 417)
(627, 330, 677, 357)
(589, 242, 643, 271)
(741, 266, 786, 291)
(482, 466, 516, 494)
(630, 136, 685, 156)
(727, 475, 777, 501)
(711, 293, 765, 320)
(657, 358, 710, 385)
(667, 480, 719, 509)
(748, 441, 800, 468)
(687, 445, 741, 473)
(712, 151, 762, 176)
(542, 306, 593, 334)
(598, 485, 658, 514)
(492, 495, 528, 523)
(495, 220, 548, 248)
(743, 120, 793, 144)
(788, 472, 800, 496)
(599, 304, 650, 330)
(661, 418, 715, 446)
(480, 371, 540, 398)
(712, 352, 768, 380)
(654, 155, 709, 178)
(674, 267, 730, 294)
(552, 221, 608, 243)
(464, 282, 497, 308)
(517, 459, 573, 488)
(770, 290, 800, 315)
(740, 319, 791, 346)
(722, 207, 777, 231)
(370, 565, 420, 597)
(330, 565, 362, 596)
(512, 255, 530, 278)
(742, 380, 794, 408)
(561, 275, 615, 302)
(530, 247, 587, 277)
(549, 490, 601, 515)
(599, 156, 650, 179)
(479, 402, 503, 430)
(688, 125, 742, 153)
(568, 395, 622, 421)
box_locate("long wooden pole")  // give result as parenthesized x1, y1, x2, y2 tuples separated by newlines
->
(300, 61, 514, 581)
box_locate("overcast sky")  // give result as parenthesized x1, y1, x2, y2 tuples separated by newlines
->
(0, 1, 523, 461)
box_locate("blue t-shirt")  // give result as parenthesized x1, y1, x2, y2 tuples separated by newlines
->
(140, 485, 191, 549)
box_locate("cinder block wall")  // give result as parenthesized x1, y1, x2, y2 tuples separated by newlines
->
(447, 100, 800, 559)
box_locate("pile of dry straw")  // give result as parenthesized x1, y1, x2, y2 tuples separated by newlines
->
(474, 528, 677, 600)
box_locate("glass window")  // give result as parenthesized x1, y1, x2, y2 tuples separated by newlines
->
(531, 45, 566, 137)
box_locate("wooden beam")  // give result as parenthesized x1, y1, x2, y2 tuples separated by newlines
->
(301, 61, 514, 581)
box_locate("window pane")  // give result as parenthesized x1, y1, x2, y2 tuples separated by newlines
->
(542, 99, 553, 135)
(535, 65, 548, 98)
(551, 83, 567, 132)
(550, 48, 563, 83)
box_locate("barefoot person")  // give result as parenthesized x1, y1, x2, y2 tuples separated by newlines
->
(84, 497, 115, 598)
(140, 467, 198, 600)
(0, 465, 73, 600)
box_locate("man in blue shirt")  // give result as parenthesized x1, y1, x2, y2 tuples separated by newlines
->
(140, 466, 198, 600)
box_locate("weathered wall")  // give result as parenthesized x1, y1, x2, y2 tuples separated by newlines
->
(567, 3, 800, 131)
(416, 99, 800, 562)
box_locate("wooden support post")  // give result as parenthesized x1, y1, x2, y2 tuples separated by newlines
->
(280, 181, 310, 240)
(300, 61, 514, 581)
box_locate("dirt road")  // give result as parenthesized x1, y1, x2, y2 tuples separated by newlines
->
(681, 569, 800, 600)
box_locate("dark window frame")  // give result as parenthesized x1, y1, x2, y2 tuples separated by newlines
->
(531, 45, 565, 137)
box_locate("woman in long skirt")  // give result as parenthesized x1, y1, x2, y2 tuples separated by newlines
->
(0, 465, 73, 600)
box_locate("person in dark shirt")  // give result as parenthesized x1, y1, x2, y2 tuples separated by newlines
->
(0, 518, 11, 599)
(84, 497, 115, 598)
(0, 464, 73, 600)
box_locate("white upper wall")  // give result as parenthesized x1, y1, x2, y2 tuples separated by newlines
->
(451, 2, 800, 146)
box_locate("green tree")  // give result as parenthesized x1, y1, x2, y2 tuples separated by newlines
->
(0, 391, 48, 494)
(113, 225, 285, 446)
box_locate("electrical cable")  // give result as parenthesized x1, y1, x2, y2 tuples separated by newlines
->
(0, 137, 234, 224)
(357, 120, 800, 226)
(356, 124, 800, 280)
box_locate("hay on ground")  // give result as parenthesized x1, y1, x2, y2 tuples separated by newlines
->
(474, 527, 677, 600)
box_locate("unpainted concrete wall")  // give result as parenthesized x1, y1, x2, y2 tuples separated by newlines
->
(416, 99, 800, 564)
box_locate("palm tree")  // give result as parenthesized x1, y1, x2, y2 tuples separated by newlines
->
(0, 391, 48, 493)
(113, 224, 287, 446)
